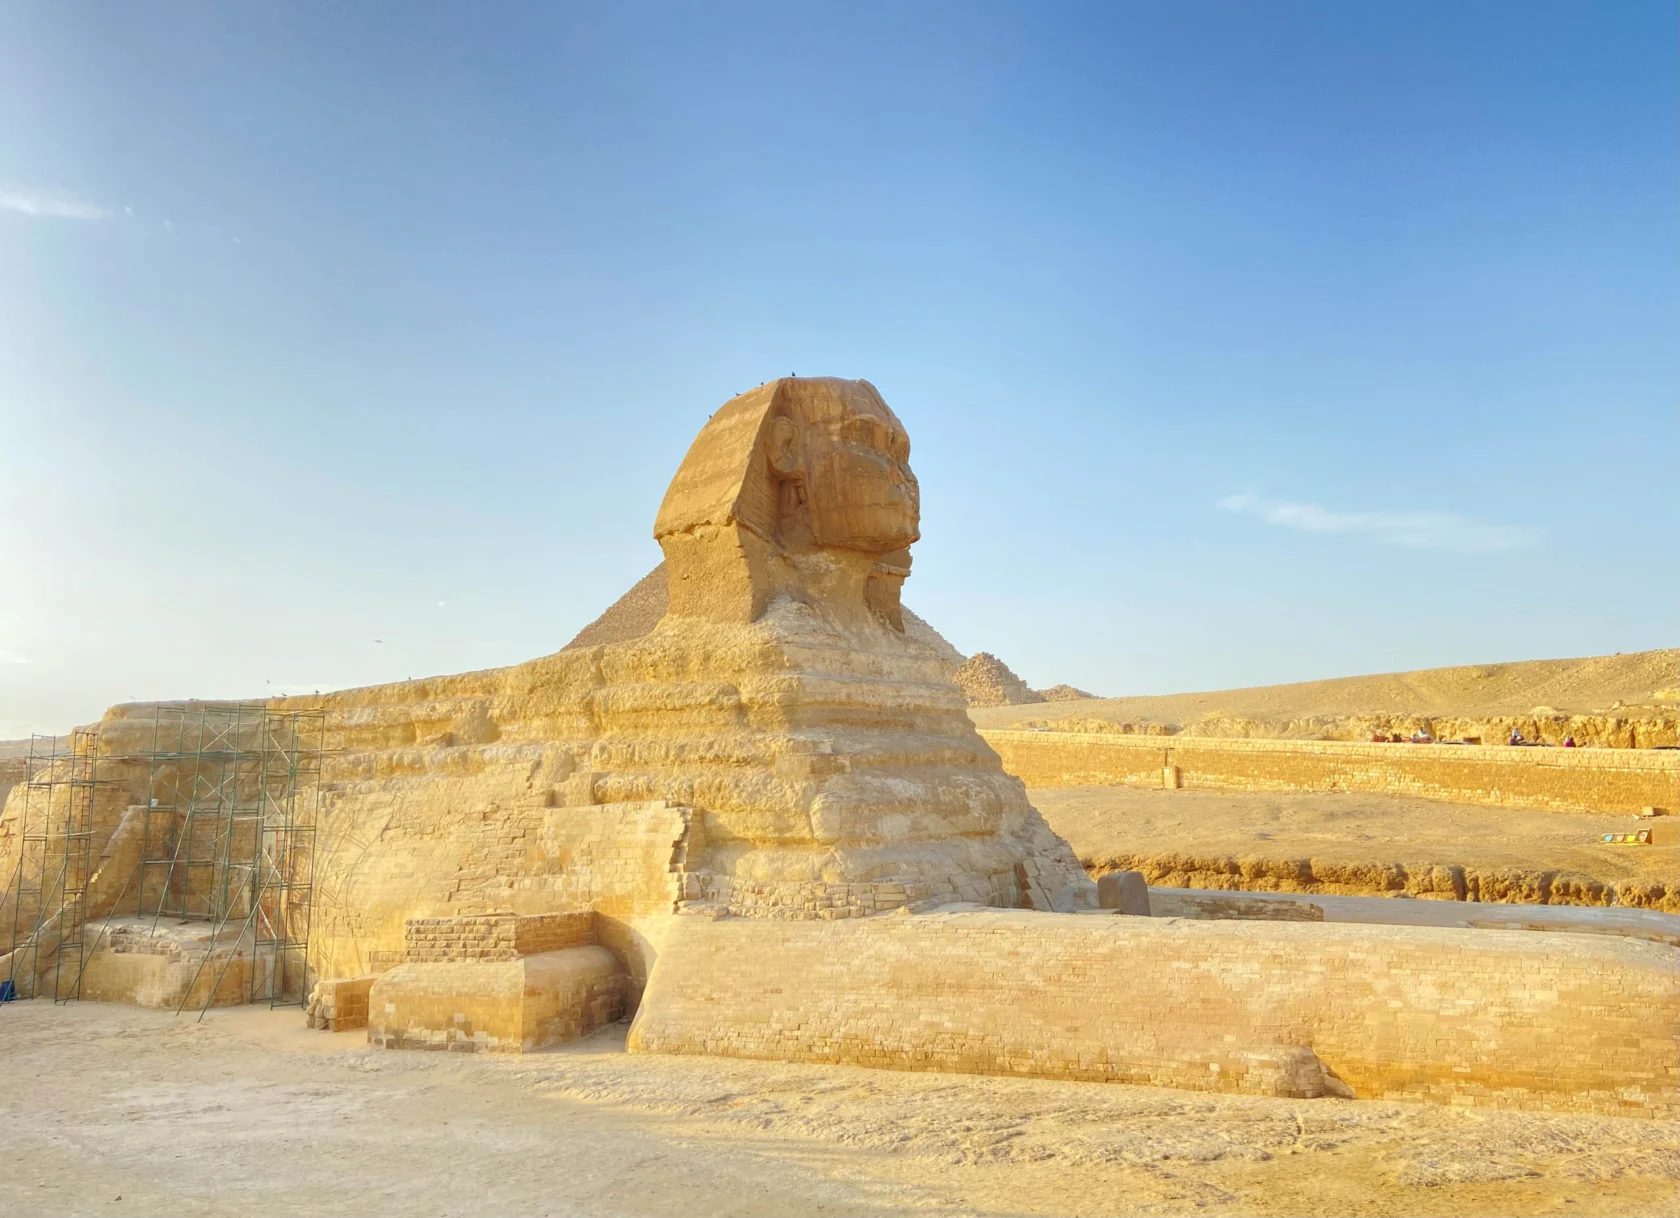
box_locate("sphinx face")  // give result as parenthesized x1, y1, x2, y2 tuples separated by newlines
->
(654, 377, 924, 624)
(793, 386, 921, 555)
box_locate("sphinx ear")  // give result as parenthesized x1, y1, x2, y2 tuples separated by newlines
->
(767, 415, 802, 477)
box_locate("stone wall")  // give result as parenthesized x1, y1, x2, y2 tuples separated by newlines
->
(402, 912, 596, 963)
(306, 975, 377, 1031)
(981, 730, 1679, 814)
(630, 909, 1679, 1118)
(368, 946, 626, 1053)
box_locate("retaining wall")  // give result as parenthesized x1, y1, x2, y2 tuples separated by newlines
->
(982, 730, 1679, 814)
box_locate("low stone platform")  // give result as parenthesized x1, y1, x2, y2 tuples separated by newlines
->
(74, 919, 251, 1010)
(365, 911, 626, 1052)
(629, 907, 1680, 1117)
(368, 948, 625, 1052)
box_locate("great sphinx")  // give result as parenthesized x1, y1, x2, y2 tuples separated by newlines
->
(0, 377, 1089, 999)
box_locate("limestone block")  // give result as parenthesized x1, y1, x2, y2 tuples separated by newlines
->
(1096, 870, 1150, 915)
(367, 945, 625, 1053)
(306, 975, 376, 1030)
(629, 910, 1680, 1118)
(75, 924, 251, 1011)
(400, 912, 596, 964)
(559, 772, 598, 807)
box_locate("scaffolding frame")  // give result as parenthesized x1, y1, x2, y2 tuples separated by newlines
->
(137, 702, 325, 1009)
(3, 729, 103, 1002)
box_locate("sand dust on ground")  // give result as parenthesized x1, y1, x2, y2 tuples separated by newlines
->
(0, 1001, 1675, 1218)
(1034, 786, 1679, 905)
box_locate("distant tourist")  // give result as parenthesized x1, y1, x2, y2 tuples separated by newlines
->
(1509, 729, 1525, 746)
(1563, 735, 1577, 748)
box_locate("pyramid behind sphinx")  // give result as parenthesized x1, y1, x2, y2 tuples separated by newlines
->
(564, 560, 966, 673)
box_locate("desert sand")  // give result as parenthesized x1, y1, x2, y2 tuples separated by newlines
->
(969, 648, 1678, 727)
(1035, 785, 1678, 908)
(1, 1000, 1674, 1218)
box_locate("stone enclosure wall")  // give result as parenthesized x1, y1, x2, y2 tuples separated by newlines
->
(981, 730, 1679, 814)
(629, 909, 1680, 1118)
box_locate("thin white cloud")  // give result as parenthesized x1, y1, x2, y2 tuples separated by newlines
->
(0, 188, 113, 220)
(1218, 494, 1540, 554)
(0, 650, 31, 664)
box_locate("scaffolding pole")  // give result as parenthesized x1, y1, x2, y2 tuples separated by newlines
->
(3, 729, 102, 1002)
(137, 703, 324, 1011)
(3, 702, 324, 1012)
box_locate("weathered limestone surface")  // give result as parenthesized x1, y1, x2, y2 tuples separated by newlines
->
(403, 911, 596, 962)
(306, 975, 376, 1031)
(74, 920, 251, 1010)
(368, 946, 625, 1052)
(1095, 870, 1149, 914)
(629, 909, 1680, 1118)
(983, 729, 1680, 815)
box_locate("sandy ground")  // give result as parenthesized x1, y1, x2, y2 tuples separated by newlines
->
(1036, 785, 1678, 900)
(0, 1001, 1675, 1218)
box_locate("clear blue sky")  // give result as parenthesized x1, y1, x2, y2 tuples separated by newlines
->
(2, 2, 1675, 736)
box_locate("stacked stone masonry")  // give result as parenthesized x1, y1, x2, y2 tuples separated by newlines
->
(981, 730, 1680, 814)
(402, 911, 596, 963)
(306, 975, 376, 1031)
(630, 909, 1680, 1118)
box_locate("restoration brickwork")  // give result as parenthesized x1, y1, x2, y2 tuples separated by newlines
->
(368, 945, 625, 1053)
(981, 730, 1679, 814)
(630, 909, 1680, 1118)
(305, 975, 376, 1031)
(402, 911, 596, 963)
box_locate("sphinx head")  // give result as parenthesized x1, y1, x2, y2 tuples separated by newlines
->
(654, 378, 920, 626)
(764, 379, 919, 554)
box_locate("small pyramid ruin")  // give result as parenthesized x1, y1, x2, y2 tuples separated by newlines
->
(954, 652, 1044, 708)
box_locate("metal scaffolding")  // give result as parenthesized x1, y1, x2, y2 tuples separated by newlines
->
(2, 702, 324, 1011)
(3, 728, 103, 1002)
(137, 702, 325, 1008)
